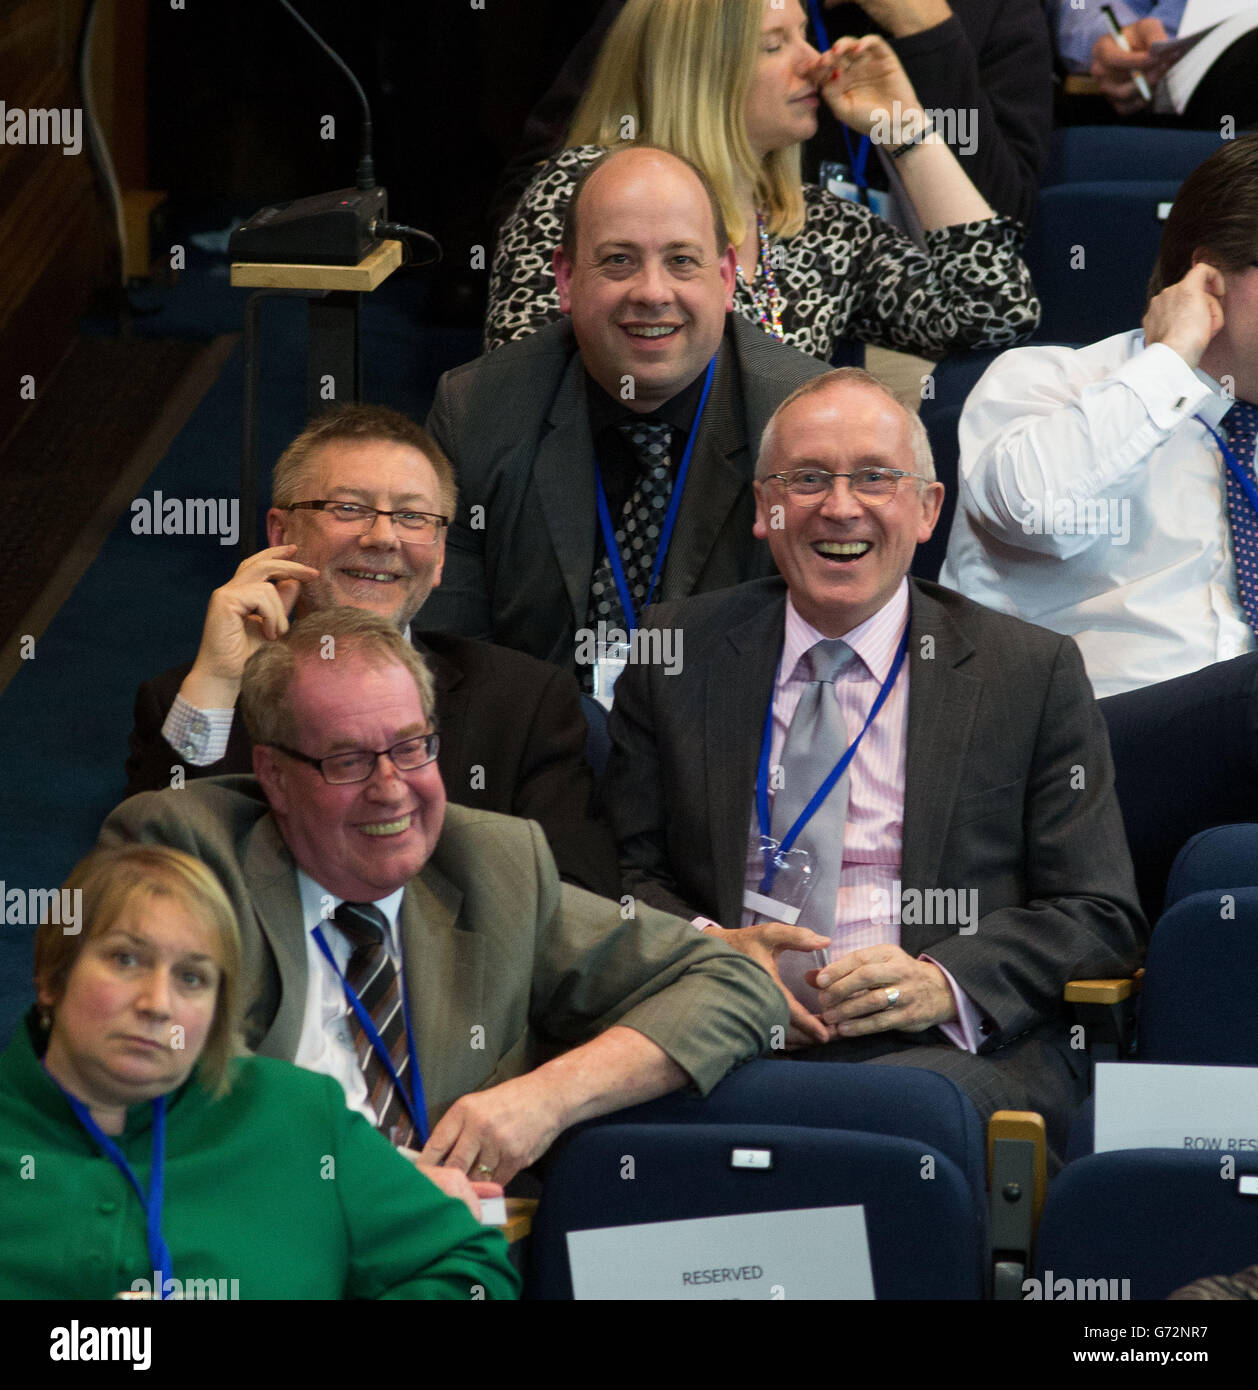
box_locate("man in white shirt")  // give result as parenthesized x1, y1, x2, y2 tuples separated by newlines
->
(943, 133, 1258, 698)
(603, 368, 1145, 1166)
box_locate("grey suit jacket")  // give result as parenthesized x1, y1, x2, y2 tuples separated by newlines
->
(100, 778, 786, 1123)
(423, 315, 830, 668)
(603, 577, 1147, 1052)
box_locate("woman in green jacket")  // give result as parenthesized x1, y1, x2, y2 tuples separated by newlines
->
(0, 844, 518, 1300)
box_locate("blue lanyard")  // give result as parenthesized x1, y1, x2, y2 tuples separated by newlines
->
(756, 626, 909, 891)
(594, 353, 718, 631)
(1198, 413, 1258, 519)
(51, 1078, 172, 1297)
(807, 0, 870, 191)
(312, 923, 430, 1145)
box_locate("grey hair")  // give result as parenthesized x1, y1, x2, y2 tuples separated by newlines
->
(756, 367, 935, 481)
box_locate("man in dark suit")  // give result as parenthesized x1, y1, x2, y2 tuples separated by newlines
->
(104, 609, 786, 1186)
(423, 144, 830, 675)
(125, 403, 619, 898)
(602, 368, 1147, 1164)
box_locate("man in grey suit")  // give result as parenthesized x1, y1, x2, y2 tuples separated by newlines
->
(102, 608, 785, 1188)
(423, 144, 829, 675)
(603, 369, 1147, 1166)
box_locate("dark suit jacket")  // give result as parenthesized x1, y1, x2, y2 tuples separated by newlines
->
(125, 631, 620, 899)
(422, 315, 830, 668)
(1100, 652, 1258, 923)
(602, 577, 1147, 1066)
(99, 781, 787, 1125)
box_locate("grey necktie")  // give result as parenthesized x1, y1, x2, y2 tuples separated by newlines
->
(769, 639, 854, 933)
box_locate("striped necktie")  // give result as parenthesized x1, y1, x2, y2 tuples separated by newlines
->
(334, 901, 413, 1149)
(1223, 401, 1258, 631)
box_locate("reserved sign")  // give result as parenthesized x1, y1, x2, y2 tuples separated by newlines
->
(565, 1205, 874, 1300)
(1094, 1062, 1258, 1153)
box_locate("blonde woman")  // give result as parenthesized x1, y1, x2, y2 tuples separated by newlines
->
(486, 0, 1038, 360)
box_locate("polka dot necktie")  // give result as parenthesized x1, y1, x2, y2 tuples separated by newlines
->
(587, 419, 674, 632)
(334, 901, 414, 1149)
(1223, 401, 1258, 632)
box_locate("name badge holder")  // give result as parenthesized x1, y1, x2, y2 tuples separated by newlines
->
(590, 639, 630, 713)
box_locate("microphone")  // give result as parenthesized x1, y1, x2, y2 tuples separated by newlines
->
(228, 0, 440, 268)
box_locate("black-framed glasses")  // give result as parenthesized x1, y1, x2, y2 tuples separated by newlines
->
(287, 500, 449, 545)
(269, 733, 441, 785)
(763, 467, 930, 507)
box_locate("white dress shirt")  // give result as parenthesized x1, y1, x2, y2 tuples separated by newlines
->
(941, 330, 1251, 698)
(733, 581, 982, 1051)
(291, 871, 407, 1125)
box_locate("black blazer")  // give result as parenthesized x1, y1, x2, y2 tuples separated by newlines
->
(125, 631, 621, 899)
(422, 315, 831, 668)
(602, 577, 1147, 1052)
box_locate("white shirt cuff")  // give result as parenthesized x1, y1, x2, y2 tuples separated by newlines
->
(162, 693, 236, 766)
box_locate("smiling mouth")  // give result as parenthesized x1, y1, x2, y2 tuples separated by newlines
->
(341, 569, 402, 584)
(623, 325, 680, 339)
(359, 814, 413, 837)
(814, 540, 872, 563)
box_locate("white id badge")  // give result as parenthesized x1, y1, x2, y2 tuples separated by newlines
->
(821, 163, 893, 221)
(743, 835, 814, 924)
(743, 837, 829, 1012)
(590, 641, 629, 713)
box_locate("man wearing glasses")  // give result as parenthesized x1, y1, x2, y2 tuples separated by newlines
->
(125, 403, 620, 898)
(601, 369, 1145, 1168)
(104, 608, 785, 1187)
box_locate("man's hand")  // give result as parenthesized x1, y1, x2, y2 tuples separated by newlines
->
(1090, 18, 1173, 116)
(813, 944, 957, 1036)
(397, 1153, 503, 1223)
(179, 545, 319, 709)
(826, 0, 952, 41)
(810, 35, 922, 136)
(418, 1073, 565, 1186)
(1142, 262, 1226, 370)
(702, 922, 832, 1046)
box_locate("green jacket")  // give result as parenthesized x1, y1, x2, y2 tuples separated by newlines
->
(0, 1015, 519, 1300)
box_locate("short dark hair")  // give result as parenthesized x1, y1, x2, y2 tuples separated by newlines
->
(271, 404, 457, 518)
(1149, 133, 1258, 300)
(560, 144, 731, 263)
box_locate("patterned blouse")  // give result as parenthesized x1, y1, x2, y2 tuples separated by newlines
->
(485, 145, 1040, 360)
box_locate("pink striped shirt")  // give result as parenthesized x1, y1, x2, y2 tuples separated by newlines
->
(739, 580, 980, 1051)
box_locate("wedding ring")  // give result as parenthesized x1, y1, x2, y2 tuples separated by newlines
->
(475, 1163, 494, 1177)
(884, 987, 901, 1008)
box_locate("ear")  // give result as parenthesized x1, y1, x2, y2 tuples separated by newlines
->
(265, 507, 289, 548)
(718, 244, 737, 311)
(36, 977, 60, 1009)
(430, 529, 446, 589)
(916, 481, 946, 541)
(752, 479, 773, 541)
(252, 744, 290, 816)
(554, 245, 574, 315)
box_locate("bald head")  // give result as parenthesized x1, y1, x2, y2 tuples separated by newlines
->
(553, 145, 738, 412)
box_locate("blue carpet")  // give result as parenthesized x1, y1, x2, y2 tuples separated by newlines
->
(0, 244, 480, 1042)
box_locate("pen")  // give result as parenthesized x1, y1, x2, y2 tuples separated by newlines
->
(1100, 4, 1154, 103)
